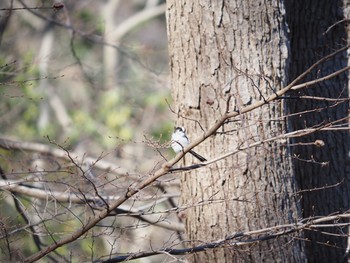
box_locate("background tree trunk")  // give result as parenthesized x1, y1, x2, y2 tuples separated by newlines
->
(167, 1, 306, 262)
(285, 1, 350, 262)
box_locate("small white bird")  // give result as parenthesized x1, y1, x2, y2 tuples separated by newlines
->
(171, 126, 207, 162)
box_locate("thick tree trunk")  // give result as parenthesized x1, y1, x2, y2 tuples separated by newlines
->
(285, 1, 350, 262)
(167, 1, 305, 262)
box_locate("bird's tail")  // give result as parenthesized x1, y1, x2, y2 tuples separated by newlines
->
(189, 150, 207, 162)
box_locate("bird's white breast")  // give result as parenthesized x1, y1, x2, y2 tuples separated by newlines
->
(171, 130, 189, 153)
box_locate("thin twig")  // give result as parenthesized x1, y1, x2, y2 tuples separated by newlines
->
(94, 212, 350, 262)
(23, 45, 350, 262)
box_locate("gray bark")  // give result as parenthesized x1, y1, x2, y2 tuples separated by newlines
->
(167, 0, 306, 262)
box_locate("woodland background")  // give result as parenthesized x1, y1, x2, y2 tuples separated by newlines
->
(0, 0, 178, 262)
(1, 1, 350, 263)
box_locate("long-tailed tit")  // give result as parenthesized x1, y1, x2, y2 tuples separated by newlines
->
(171, 126, 207, 162)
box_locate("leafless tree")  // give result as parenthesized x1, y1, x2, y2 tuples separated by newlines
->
(0, 1, 350, 263)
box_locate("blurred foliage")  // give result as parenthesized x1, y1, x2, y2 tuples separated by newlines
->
(0, 0, 171, 149)
(0, 1, 172, 262)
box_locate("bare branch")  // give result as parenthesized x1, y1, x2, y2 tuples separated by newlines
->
(0, 136, 131, 177)
(23, 45, 350, 262)
(170, 115, 350, 172)
(96, 212, 350, 262)
(0, 179, 184, 233)
(0, 3, 64, 11)
(170, 45, 350, 166)
(290, 65, 350, 91)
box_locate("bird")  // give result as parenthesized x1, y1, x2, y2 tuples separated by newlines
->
(171, 126, 207, 162)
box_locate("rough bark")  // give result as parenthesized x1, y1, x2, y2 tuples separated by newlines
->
(167, 0, 305, 262)
(285, 1, 350, 262)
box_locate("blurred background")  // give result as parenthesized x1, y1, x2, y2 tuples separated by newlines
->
(0, 1, 184, 262)
(1, 0, 171, 167)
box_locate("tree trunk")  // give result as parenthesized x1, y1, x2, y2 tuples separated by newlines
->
(285, 1, 350, 262)
(167, 0, 305, 262)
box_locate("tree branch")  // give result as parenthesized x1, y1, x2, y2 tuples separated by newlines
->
(0, 136, 131, 177)
(23, 45, 350, 262)
(95, 213, 350, 262)
(0, 179, 184, 233)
